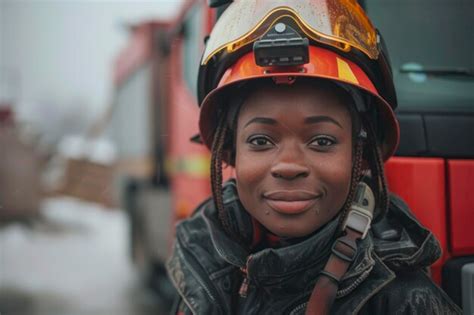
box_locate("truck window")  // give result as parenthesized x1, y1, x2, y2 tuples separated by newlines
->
(111, 65, 153, 160)
(181, 4, 203, 99)
(364, 0, 474, 111)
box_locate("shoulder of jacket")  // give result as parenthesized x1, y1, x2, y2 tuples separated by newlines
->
(371, 193, 443, 273)
(363, 270, 462, 314)
(187, 179, 238, 217)
(388, 193, 413, 216)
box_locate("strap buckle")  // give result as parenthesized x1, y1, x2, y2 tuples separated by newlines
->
(342, 209, 373, 239)
(342, 182, 375, 239)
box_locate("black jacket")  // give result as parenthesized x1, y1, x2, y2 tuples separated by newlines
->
(167, 180, 461, 314)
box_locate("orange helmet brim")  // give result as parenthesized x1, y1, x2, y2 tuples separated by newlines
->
(199, 46, 399, 161)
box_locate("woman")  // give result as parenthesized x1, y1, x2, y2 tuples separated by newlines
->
(167, 1, 461, 314)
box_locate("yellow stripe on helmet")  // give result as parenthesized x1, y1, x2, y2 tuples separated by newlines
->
(336, 57, 359, 85)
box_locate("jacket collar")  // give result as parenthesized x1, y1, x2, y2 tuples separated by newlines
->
(202, 180, 376, 290)
(169, 181, 442, 314)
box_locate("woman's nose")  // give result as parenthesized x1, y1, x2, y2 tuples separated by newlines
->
(271, 148, 310, 180)
(271, 162, 310, 179)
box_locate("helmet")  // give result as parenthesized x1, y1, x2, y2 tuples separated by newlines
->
(197, 0, 399, 160)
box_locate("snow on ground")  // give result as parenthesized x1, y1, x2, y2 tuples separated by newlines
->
(0, 197, 163, 315)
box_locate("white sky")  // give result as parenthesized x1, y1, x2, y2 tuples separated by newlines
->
(0, 0, 185, 143)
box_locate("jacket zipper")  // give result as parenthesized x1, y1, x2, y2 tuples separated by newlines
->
(180, 241, 225, 313)
(289, 302, 307, 315)
(285, 293, 311, 315)
(239, 256, 252, 298)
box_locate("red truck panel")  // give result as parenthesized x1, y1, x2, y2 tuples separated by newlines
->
(447, 160, 474, 256)
(385, 157, 447, 283)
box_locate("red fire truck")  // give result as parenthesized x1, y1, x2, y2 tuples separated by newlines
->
(110, 1, 217, 304)
(111, 0, 474, 312)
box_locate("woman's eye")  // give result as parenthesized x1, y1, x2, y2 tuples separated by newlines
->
(247, 136, 273, 147)
(310, 136, 336, 147)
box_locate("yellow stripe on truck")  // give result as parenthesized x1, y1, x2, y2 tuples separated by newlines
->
(165, 156, 210, 177)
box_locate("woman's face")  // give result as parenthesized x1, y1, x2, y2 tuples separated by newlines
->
(235, 82, 353, 238)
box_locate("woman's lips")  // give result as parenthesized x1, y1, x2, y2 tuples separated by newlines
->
(265, 199, 318, 214)
(263, 191, 320, 215)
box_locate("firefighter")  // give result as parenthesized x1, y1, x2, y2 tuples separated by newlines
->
(167, 1, 461, 314)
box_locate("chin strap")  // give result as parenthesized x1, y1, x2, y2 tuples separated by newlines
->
(305, 182, 375, 315)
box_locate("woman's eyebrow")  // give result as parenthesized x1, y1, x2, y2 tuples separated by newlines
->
(244, 117, 277, 128)
(304, 116, 343, 129)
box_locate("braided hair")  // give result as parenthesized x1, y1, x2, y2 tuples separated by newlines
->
(209, 79, 389, 242)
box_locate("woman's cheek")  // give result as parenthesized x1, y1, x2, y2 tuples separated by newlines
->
(319, 154, 353, 211)
(235, 151, 266, 185)
(235, 151, 266, 213)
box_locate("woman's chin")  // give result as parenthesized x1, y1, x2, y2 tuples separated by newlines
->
(263, 221, 320, 239)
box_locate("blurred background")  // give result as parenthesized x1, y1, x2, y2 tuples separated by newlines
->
(1, 0, 474, 315)
(0, 1, 188, 314)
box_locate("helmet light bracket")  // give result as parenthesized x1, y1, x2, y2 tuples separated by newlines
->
(253, 23, 309, 67)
